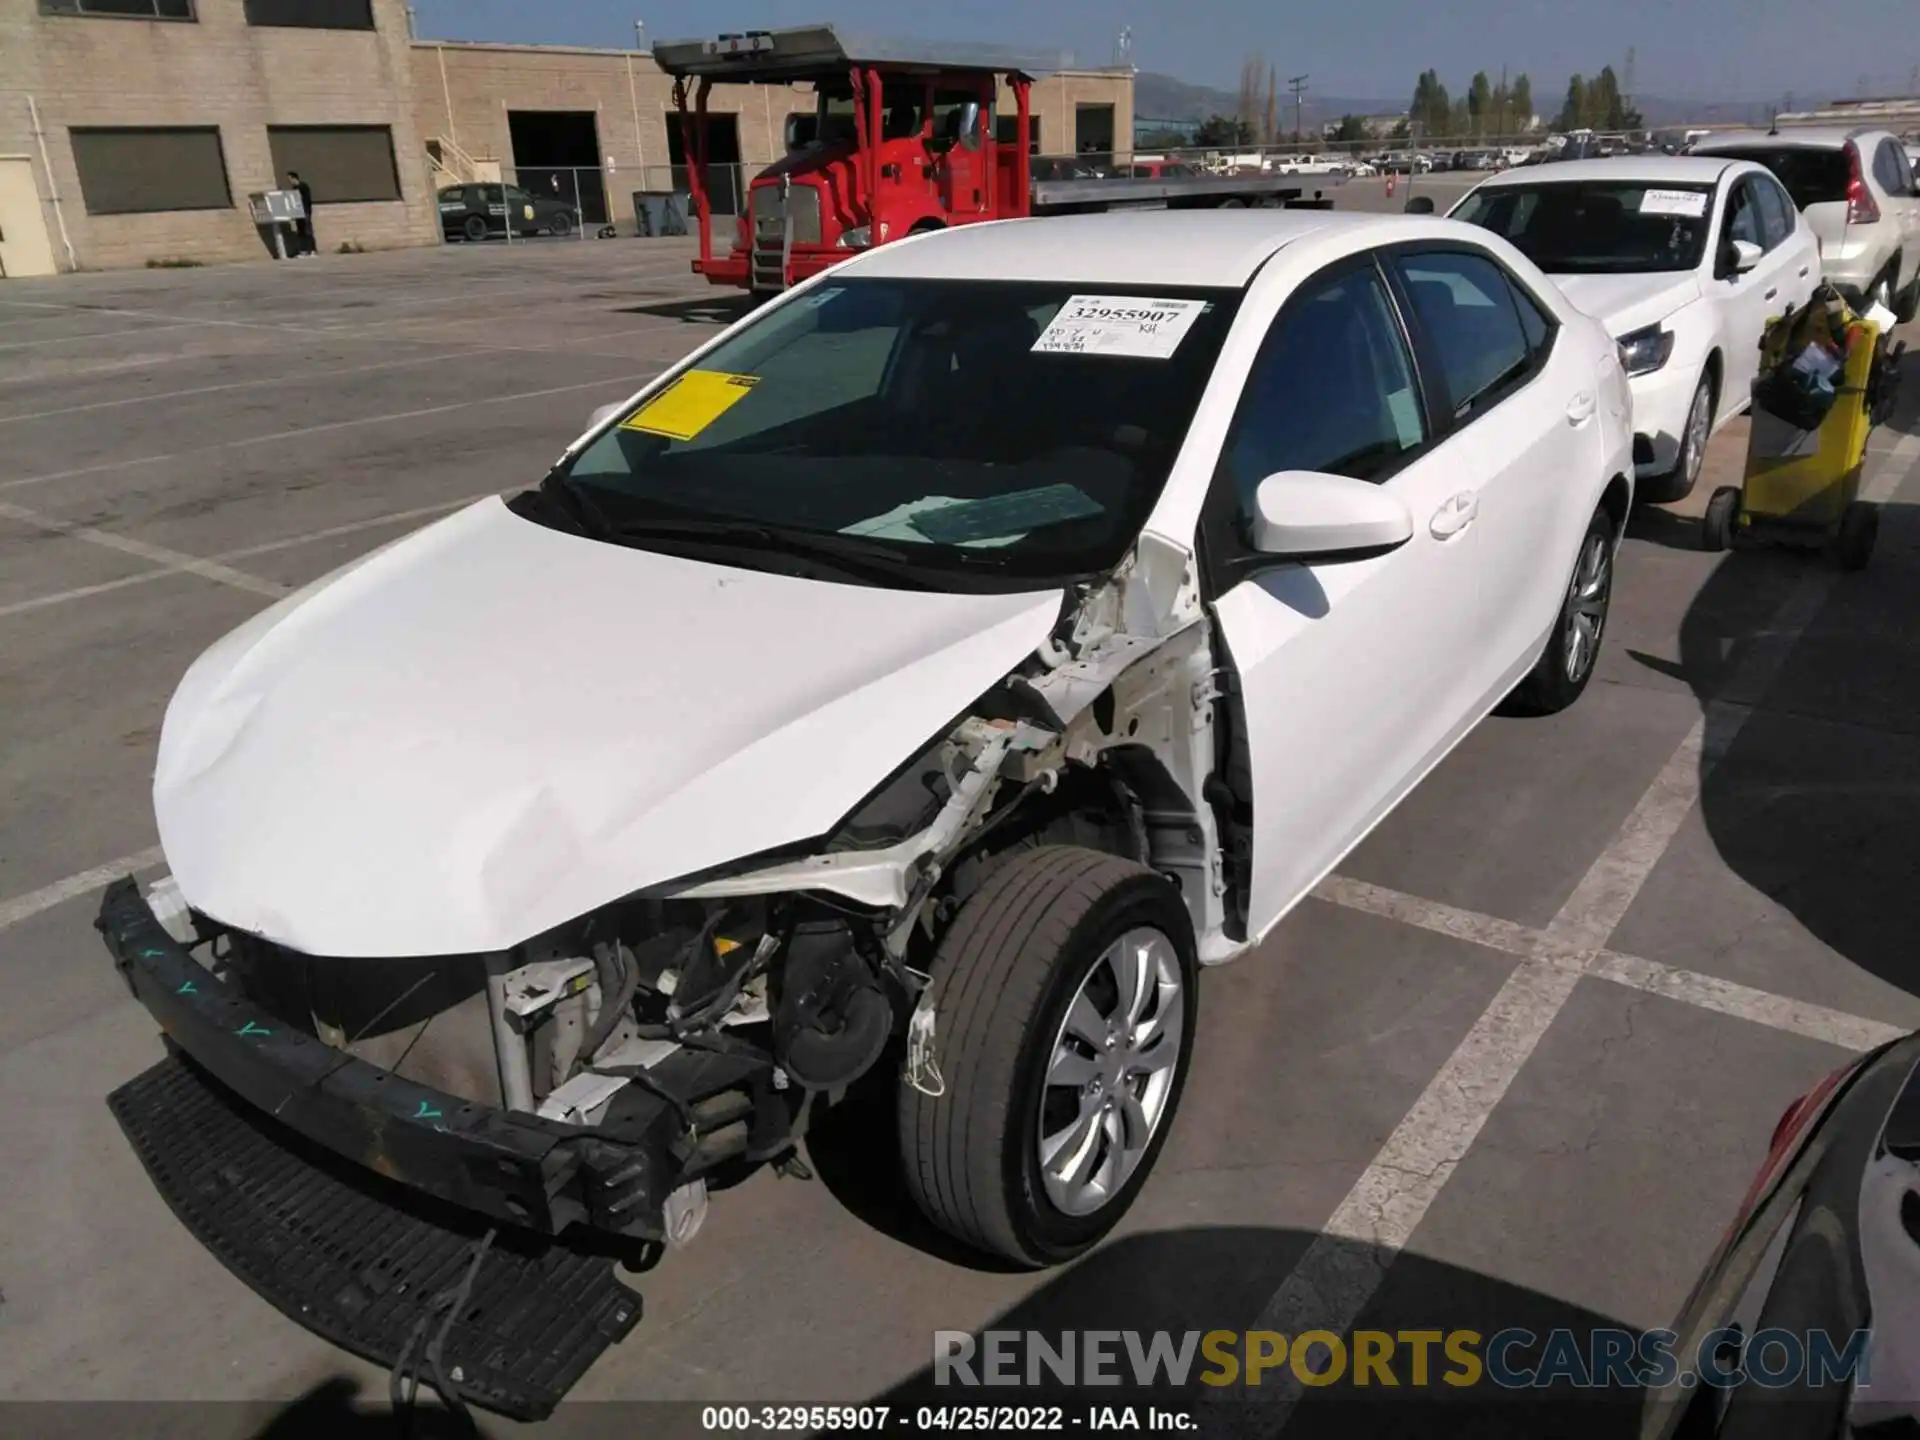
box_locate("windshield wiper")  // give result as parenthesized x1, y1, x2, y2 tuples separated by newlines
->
(537, 471, 616, 540)
(601, 516, 954, 589)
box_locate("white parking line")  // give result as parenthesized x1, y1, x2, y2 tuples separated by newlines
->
(0, 501, 288, 599)
(1218, 427, 1920, 1422)
(1316, 878, 1907, 1053)
(0, 371, 657, 494)
(0, 494, 489, 621)
(0, 845, 164, 932)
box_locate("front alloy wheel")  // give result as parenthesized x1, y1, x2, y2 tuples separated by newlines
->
(1038, 927, 1185, 1217)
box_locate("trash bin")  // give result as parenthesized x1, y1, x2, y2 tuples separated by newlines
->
(1702, 283, 1906, 570)
(632, 190, 689, 238)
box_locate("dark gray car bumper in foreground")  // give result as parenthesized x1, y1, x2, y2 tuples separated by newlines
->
(96, 876, 670, 1240)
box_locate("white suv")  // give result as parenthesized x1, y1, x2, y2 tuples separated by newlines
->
(1695, 127, 1920, 320)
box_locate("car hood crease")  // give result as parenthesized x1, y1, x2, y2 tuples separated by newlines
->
(153, 496, 1064, 958)
(1552, 271, 1703, 338)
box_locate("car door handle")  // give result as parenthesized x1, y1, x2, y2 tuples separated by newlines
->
(1764, 286, 1779, 301)
(1566, 390, 1597, 424)
(1430, 490, 1479, 538)
(1799, 265, 1811, 277)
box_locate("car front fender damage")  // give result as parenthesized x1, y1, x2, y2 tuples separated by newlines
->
(112, 532, 1249, 1260)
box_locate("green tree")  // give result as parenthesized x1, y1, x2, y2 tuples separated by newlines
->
(1330, 114, 1369, 142)
(1409, 69, 1451, 136)
(1558, 74, 1589, 130)
(1511, 73, 1534, 129)
(1590, 66, 1624, 128)
(1195, 114, 1255, 147)
(1468, 71, 1492, 136)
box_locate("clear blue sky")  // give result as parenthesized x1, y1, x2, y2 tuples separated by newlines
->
(409, 0, 1916, 103)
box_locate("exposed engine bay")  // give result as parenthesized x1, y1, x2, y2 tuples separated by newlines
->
(136, 529, 1250, 1254)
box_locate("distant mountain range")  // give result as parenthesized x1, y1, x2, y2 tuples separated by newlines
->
(1132, 71, 1774, 133)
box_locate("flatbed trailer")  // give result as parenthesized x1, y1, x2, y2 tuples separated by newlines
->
(653, 23, 1307, 294)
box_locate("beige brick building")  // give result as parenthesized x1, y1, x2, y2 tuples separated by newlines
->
(0, 1, 1132, 275)
(1, 0, 436, 272)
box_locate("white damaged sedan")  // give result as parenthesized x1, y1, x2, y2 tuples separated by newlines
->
(102, 210, 1633, 1342)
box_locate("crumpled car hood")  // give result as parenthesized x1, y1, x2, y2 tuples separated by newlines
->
(154, 497, 1064, 958)
(1552, 271, 1703, 339)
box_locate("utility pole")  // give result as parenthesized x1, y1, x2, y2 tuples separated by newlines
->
(1623, 45, 1636, 131)
(634, 19, 647, 53)
(1289, 74, 1309, 144)
(1114, 25, 1132, 70)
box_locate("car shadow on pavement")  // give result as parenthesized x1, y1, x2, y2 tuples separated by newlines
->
(612, 295, 758, 326)
(1639, 368, 1920, 1003)
(219, 1227, 1647, 1440)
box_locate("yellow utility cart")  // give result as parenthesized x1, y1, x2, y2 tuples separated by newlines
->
(1702, 284, 1905, 569)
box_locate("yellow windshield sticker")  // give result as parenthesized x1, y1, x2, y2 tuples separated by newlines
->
(620, 370, 760, 441)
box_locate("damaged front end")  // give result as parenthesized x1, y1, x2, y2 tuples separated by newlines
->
(99, 524, 1247, 1412)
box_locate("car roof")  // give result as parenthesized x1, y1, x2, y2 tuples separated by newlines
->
(1695, 126, 1879, 151)
(835, 208, 1413, 287)
(1474, 155, 1739, 188)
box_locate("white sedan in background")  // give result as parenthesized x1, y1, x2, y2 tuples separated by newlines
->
(1449, 156, 1821, 501)
(113, 211, 1634, 1293)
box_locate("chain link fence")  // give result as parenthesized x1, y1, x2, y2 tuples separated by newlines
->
(434, 162, 764, 244)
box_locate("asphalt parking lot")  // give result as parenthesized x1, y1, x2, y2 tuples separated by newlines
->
(2, 234, 1918, 1437)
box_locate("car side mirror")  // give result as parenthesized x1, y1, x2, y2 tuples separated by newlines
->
(1250, 471, 1415, 558)
(1404, 196, 1435, 214)
(1730, 238, 1763, 273)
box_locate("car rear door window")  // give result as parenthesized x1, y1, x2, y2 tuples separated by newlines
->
(1393, 249, 1535, 420)
(1219, 262, 1427, 515)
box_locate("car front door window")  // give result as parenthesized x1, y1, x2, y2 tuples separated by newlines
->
(1218, 264, 1426, 529)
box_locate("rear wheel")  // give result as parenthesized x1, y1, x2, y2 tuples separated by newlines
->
(1702, 485, 1741, 553)
(1866, 269, 1896, 316)
(462, 214, 488, 243)
(548, 211, 574, 238)
(1505, 505, 1615, 716)
(1643, 369, 1715, 504)
(899, 847, 1197, 1267)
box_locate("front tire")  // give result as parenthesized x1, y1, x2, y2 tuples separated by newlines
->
(1505, 504, 1616, 716)
(1643, 369, 1715, 504)
(899, 847, 1197, 1267)
(548, 211, 575, 238)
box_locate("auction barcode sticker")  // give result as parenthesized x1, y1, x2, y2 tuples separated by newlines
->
(1032, 296, 1209, 359)
(1639, 189, 1710, 218)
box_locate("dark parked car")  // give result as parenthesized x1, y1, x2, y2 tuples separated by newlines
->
(1642, 1031, 1920, 1437)
(438, 183, 579, 242)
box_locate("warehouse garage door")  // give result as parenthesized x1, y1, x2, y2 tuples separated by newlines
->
(665, 114, 743, 217)
(507, 111, 608, 226)
(267, 125, 401, 203)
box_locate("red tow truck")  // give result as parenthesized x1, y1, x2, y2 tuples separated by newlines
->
(653, 24, 1315, 294)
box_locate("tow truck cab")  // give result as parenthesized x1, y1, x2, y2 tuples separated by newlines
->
(653, 25, 1063, 294)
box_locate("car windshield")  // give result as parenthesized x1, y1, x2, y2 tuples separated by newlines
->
(1452, 180, 1716, 274)
(536, 277, 1242, 592)
(1698, 146, 1849, 209)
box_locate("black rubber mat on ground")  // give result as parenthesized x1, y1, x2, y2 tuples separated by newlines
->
(108, 1052, 642, 1421)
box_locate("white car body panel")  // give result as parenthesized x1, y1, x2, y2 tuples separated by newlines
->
(149, 209, 1631, 978)
(155, 495, 1063, 958)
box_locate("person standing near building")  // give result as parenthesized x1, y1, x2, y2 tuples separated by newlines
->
(287, 171, 316, 256)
